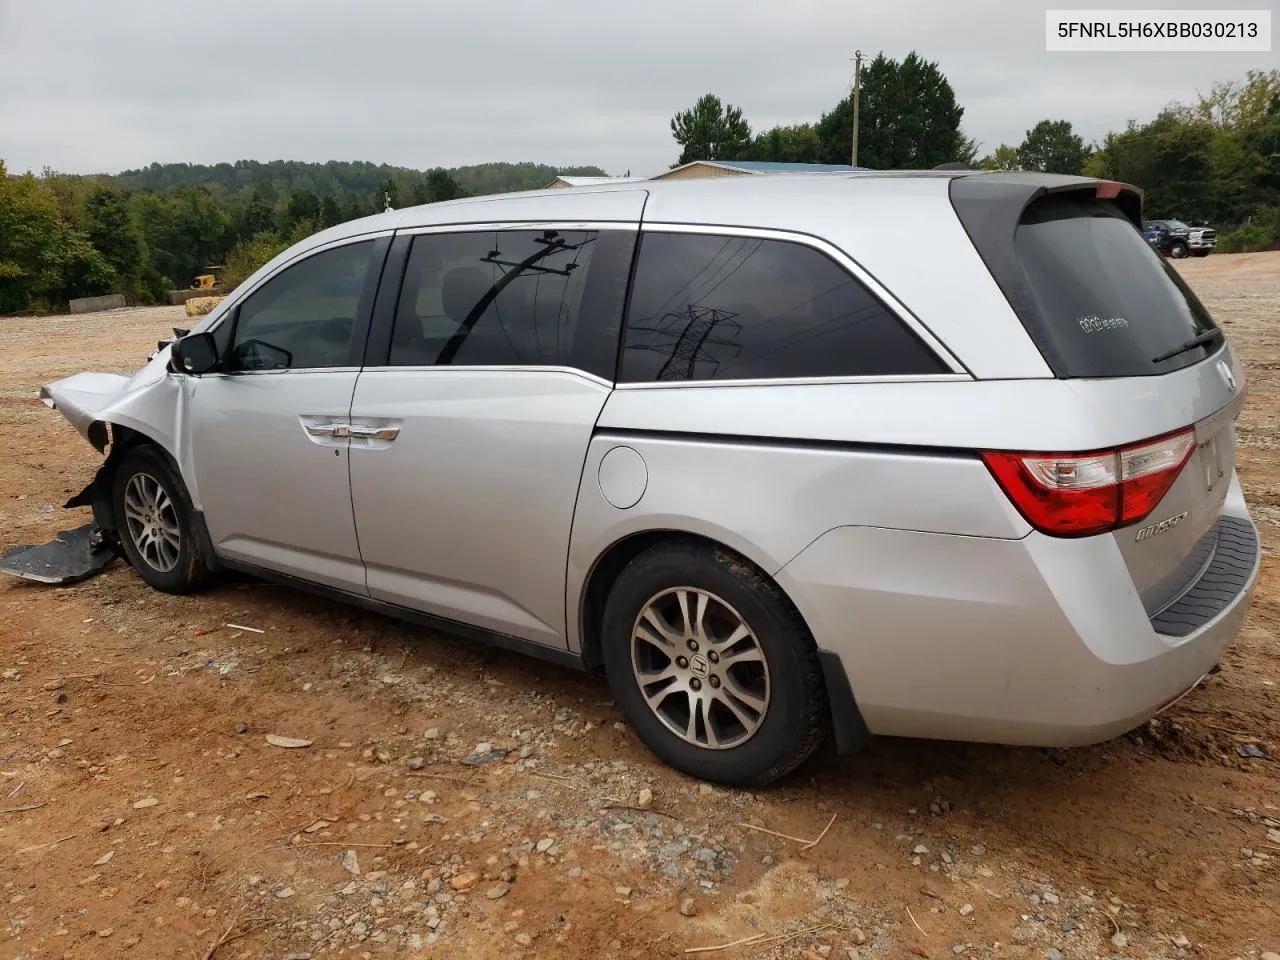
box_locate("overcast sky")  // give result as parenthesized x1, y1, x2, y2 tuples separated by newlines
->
(0, 0, 1274, 177)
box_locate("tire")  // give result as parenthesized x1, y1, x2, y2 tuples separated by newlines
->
(1192, 249, 1211, 258)
(1170, 241, 1189, 259)
(112, 445, 212, 594)
(600, 541, 828, 787)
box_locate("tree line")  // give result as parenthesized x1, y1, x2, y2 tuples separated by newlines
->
(3, 61, 1277, 315)
(671, 60, 1280, 252)
(0, 160, 605, 315)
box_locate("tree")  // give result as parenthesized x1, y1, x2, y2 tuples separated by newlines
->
(426, 169, 465, 202)
(319, 194, 342, 228)
(979, 145, 1022, 171)
(746, 123, 821, 163)
(133, 186, 230, 288)
(279, 189, 321, 234)
(1017, 119, 1089, 174)
(670, 94, 753, 165)
(0, 162, 113, 312)
(83, 186, 147, 295)
(815, 52, 966, 168)
(1085, 111, 1216, 220)
(221, 230, 289, 292)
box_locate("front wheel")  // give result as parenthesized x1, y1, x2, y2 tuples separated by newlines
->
(600, 542, 828, 787)
(1170, 240, 1189, 259)
(1192, 249, 1211, 257)
(112, 445, 211, 594)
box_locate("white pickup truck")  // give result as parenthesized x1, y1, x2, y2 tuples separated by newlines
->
(1143, 219, 1217, 258)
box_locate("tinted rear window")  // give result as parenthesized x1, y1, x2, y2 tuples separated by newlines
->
(620, 232, 946, 383)
(1015, 196, 1219, 377)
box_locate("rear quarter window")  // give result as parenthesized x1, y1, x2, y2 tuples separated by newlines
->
(1011, 196, 1219, 378)
(619, 232, 947, 383)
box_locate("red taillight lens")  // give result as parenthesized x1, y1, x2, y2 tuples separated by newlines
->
(982, 429, 1195, 537)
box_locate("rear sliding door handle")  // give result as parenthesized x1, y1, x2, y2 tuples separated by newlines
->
(348, 424, 400, 442)
(303, 419, 349, 439)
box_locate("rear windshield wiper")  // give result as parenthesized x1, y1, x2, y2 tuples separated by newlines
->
(1152, 327, 1223, 364)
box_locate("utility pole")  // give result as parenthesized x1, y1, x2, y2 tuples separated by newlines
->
(851, 50, 863, 168)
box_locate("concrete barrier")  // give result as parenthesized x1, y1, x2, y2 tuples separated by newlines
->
(168, 287, 225, 305)
(69, 294, 126, 314)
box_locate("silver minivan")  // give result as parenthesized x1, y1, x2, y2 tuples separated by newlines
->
(41, 171, 1259, 785)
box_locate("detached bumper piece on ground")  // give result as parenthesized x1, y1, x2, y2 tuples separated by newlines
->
(0, 522, 116, 585)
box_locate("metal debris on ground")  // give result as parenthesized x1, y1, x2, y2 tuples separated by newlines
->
(461, 748, 510, 766)
(265, 734, 313, 749)
(0, 523, 115, 584)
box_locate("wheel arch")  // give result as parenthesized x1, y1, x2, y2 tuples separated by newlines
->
(575, 528, 870, 756)
(67, 423, 219, 571)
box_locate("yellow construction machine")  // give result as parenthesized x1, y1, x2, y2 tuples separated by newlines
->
(191, 266, 225, 290)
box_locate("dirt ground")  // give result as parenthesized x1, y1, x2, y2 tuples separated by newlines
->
(1, 254, 1279, 960)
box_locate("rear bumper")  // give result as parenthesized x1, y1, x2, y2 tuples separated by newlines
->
(776, 476, 1259, 748)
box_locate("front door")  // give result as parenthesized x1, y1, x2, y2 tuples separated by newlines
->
(187, 235, 387, 591)
(348, 225, 638, 648)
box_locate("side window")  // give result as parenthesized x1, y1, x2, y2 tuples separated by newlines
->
(619, 232, 948, 383)
(231, 240, 376, 371)
(387, 228, 632, 379)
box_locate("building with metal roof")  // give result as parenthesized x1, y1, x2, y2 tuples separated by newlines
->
(543, 174, 646, 189)
(652, 160, 865, 180)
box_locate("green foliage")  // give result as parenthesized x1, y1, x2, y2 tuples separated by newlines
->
(1017, 120, 1089, 174)
(979, 144, 1021, 171)
(0, 161, 113, 313)
(0, 155, 605, 313)
(670, 94, 753, 165)
(221, 230, 292, 292)
(813, 52, 968, 168)
(1084, 69, 1278, 230)
(83, 186, 151, 300)
(113, 159, 603, 199)
(747, 124, 822, 163)
(1217, 205, 1280, 253)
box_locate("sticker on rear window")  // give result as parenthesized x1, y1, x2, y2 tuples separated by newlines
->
(1077, 315, 1129, 333)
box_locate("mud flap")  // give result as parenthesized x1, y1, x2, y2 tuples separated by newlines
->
(817, 649, 872, 756)
(0, 523, 116, 584)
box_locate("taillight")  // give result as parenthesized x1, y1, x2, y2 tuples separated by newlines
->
(982, 429, 1196, 537)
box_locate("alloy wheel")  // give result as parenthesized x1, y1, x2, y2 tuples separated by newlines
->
(630, 587, 771, 749)
(122, 472, 181, 573)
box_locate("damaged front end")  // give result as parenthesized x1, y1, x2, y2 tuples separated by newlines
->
(26, 330, 191, 572)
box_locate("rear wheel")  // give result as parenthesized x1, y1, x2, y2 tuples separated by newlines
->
(112, 445, 211, 594)
(1169, 240, 1189, 259)
(600, 542, 828, 786)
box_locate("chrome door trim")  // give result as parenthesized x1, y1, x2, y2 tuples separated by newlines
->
(355, 364, 614, 390)
(201, 366, 365, 379)
(395, 220, 640, 238)
(636, 221, 967, 376)
(613, 373, 971, 391)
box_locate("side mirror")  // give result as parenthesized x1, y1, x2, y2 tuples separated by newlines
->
(170, 332, 220, 375)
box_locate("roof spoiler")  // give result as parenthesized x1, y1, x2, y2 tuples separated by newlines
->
(949, 172, 1143, 230)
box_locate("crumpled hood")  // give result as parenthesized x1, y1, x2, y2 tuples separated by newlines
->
(40, 345, 181, 454)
